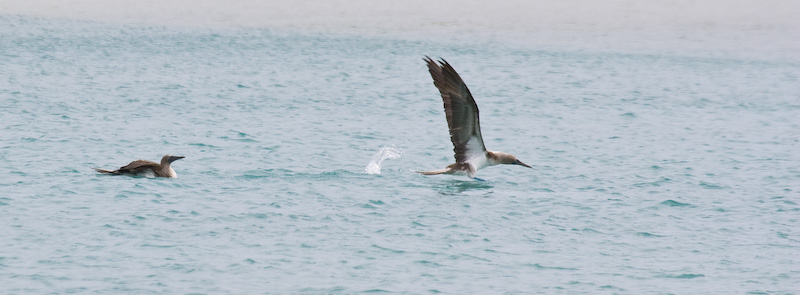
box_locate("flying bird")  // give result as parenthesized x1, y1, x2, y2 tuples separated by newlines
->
(94, 154, 185, 178)
(417, 57, 531, 180)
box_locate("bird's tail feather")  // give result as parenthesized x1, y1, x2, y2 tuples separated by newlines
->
(415, 169, 451, 175)
(94, 168, 118, 175)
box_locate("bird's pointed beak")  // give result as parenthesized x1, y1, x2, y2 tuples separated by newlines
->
(516, 160, 532, 168)
(169, 155, 185, 162)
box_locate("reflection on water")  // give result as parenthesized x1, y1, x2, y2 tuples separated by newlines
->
(434, 178, 495, 195)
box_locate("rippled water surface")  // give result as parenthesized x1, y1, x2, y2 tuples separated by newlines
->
(1, 16, 799, 294)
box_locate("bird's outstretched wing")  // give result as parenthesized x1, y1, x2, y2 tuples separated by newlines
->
(424, 57, 486, 163)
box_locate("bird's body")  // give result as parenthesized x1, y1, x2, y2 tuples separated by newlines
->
(94, 154, 184, 178)
(417, 57, 530, 179)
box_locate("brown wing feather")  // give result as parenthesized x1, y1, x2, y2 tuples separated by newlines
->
(117, 160, 161, 174)
(424, 57, 486, 163)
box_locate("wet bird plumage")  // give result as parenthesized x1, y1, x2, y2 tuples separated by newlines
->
(94, 154, 185, 178)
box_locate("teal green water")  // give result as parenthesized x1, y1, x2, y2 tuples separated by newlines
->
(1, 16, 799, 294)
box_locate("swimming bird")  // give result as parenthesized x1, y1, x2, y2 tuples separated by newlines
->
(94, 154, 185, 178)
(417, 57, 531, 180)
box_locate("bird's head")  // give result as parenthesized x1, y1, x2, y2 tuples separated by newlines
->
(161, 154, 185, 164)
(492, 152, 532, 168)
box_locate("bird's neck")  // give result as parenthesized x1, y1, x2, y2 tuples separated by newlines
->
(486, 150, 511, 166)
(160, 162, 177, 178)
(482, 150, 500, 167)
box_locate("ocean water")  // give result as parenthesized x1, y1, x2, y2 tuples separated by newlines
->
(1, 15, 799, 294)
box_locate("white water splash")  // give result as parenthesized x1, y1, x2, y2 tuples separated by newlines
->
(364, 146, 402, 175)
